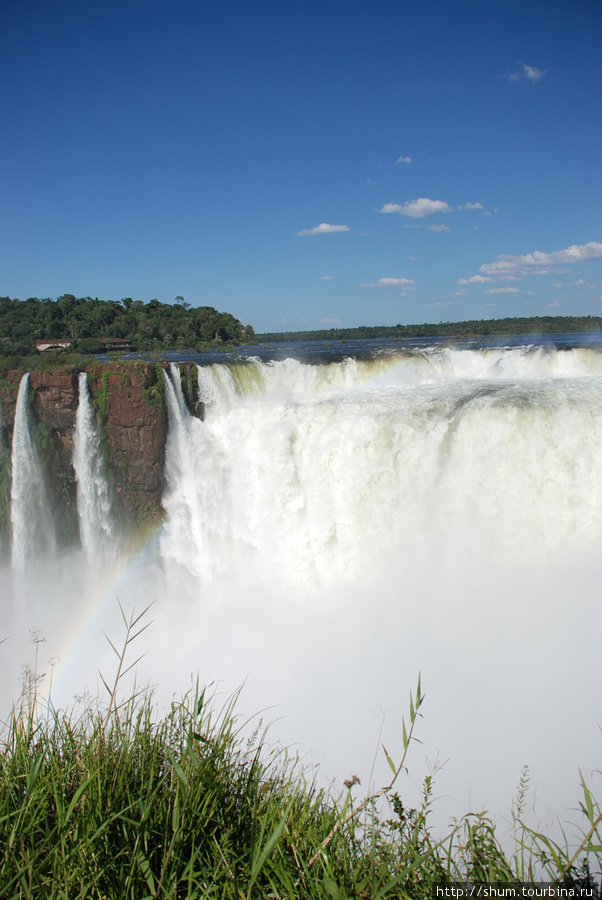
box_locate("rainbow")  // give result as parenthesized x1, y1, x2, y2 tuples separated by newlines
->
(39, 522, 165, 707)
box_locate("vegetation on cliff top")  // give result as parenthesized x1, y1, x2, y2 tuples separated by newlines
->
(256, 315, 602, 343)
(0, 295, 255, 361)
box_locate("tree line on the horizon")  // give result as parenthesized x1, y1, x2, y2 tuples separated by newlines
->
(2, 297, 601, 362)
(0, 294, 255, 357)
(256, 314, 602, 343)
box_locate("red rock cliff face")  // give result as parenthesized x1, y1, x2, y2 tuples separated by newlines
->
(88, 364, 168, 527)
(0, 362, 170, 547)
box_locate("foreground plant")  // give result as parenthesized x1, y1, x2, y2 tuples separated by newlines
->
(1, 611, 600, 899)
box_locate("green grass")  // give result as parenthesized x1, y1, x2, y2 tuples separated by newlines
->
(1, 611, 601, 899)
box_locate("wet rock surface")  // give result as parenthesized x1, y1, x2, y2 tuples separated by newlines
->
(0, 362, 173, 543)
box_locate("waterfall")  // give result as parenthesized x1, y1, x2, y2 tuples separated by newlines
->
(160, 364, 230, 580)
(159, 347, 602, 587)
(73, 372, 114, 562)
(10, 373, 56, 572)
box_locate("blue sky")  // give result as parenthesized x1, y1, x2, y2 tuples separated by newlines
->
(2, 0, 601, 332)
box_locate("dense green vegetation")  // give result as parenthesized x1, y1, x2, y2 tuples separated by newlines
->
(257, 315, 602, 343)
(0, 295, 255, 359)
(1, 612, 600, 899)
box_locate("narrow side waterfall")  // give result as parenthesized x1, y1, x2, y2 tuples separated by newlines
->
(10, 373, 56, 572)
(73, 372, 114, 562)
(161, 364, 230, 579)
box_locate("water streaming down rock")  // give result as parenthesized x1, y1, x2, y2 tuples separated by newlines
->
(160, 346, 602, 588)
(10, 373, 56, 572)
(73, 372, 114, 563)
(162, 364, 232, 579)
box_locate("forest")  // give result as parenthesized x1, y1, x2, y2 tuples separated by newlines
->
(2, 296, 602, 369)
(256, 314, 602, 342)
(0, 294, 254, 359)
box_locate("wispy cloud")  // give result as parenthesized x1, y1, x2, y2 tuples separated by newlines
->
(484, 287, 530, 295)
(379, 198, 452, 219)
(478, 242, 602, 276)
(396, 155, 412, 164)
(320, 317, 342, 324)
(553, 278, 596, 288)
(361, 277, 415, 288)
(460, 202, 484, 210)
(507, 62, 547, 83)
(428, 224, 451, 233)
(320, 275, 336, 280)
(458, 275, 494, 285)
(297, 223, 350, 236)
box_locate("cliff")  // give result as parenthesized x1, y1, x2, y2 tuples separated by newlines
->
(0, 362, 198, 551)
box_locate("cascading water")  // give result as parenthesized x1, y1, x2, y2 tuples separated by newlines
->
(10, 373, 56, 572)
(73, 372, 114, 563)
(161, 347, 602, 586)
(161, 364, 232, 580)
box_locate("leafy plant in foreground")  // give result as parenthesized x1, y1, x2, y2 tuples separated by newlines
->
(1, 608, 601, 898)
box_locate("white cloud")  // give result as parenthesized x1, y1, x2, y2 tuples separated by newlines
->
(508, 62, 546, 83)
(460, 202, 484, 210)
(428, 224, 451, 233)
(478, 242, 602, 276)
(320, 275, 335, 280)
(529, 267, 570, 275)
(396, 155, 412, 164)
(458, 275, 494, 285)
(297, 223, 350, 236)
(320, 317, 341, 324)
(485, 287, 520, 294)
(408, 256, 417, 260)
(379, 198, 452, 219)
(524, 63, 546, 82)
(553, 278, 596, 288)
(361, 277, 415, 288)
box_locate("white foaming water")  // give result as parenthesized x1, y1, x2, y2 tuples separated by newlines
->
(10, 374, 56, 572)
(3, 346, 602, 832)
(161, 349, 602, 585)
(73, 372, 114, 564)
